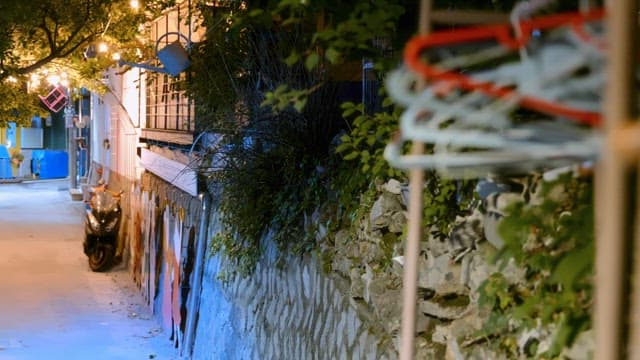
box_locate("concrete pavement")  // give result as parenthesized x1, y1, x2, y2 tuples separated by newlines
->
(0, 179, 180, 360)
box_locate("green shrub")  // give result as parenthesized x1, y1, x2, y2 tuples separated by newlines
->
(477, 173, 594, 358)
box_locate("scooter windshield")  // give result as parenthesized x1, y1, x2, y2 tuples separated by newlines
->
(92, 192, 118, 212)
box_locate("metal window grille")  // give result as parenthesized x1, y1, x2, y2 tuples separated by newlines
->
(144, 3, 195, 134)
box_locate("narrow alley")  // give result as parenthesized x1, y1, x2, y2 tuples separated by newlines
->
(0, 179, 179, 360)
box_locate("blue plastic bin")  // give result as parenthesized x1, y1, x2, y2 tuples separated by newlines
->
(0, 146, 11, 179)
(31, 150, 68, 179)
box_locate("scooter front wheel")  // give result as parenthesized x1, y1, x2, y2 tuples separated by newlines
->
(88, 244, 115, 272)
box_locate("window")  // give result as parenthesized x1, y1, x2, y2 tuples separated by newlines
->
(142, 2, 199, 143)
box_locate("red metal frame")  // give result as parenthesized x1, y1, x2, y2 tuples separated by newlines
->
(38, 86, 68, 113)
(403, 8, 605, 126)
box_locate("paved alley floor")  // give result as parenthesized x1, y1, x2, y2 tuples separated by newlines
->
(0, 179, 180, 360)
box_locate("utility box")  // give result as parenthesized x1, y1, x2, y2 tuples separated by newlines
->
(21, 128, 44, 149)
(32, 150, 68, 179)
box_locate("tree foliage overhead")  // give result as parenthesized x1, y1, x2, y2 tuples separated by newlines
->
(186, 0, 422, 274)
(0, 0, 174, 127)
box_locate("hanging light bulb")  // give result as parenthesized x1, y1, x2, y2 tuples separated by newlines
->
(98, 42, 108, 53)
(60, 73, 69, 86)
(112, 52, 121, 61)
(29, 73, 41, 89)
(47, 74, 61, 86)
(130, 0, 139, 9)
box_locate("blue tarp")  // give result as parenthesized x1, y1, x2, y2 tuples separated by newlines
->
(32, 150, 68, 179)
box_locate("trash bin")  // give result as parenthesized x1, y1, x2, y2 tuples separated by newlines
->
(0, 145, 11, 179)
(31, 150, 68, 179)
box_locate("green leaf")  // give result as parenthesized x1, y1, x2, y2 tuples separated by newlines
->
(293, 97, 308, 112)
(335, 143, 350, 154)
(342, 107, 356, 118)
(284, 51, 300, 66)
(274, 84, 288, 95)
(305, 53, 320, 71)
(260, 96, 274, 108)
(282, 16, 300, 26)
(548, 317, 574, 357)
(551, 243, 593, 288)
(343, 151, 359, 161)
(325, 47, 340, 64)
(340, 101, 355, 109)
(353, 114, 368, 127)
(276, 101, 288, 111)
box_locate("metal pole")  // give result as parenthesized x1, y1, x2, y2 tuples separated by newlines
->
(399, 1, 430, 359)
(183, 193, 211, 357)
(69, 97, 78, 189)
(594, 0, 637, 359)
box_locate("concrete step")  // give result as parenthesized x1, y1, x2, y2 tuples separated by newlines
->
(69, 188, 83, 201)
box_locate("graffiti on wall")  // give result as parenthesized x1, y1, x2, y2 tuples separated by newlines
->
(127, 181, 196, 350)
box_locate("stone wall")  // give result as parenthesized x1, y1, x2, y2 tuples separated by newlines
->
(192, 212, 396, 359)
(109, 161, 595, 359)
(323, 177, 594, 359)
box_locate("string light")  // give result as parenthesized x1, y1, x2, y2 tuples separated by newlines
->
(30, 73, 41, 88)
(46, 74, 61, 85)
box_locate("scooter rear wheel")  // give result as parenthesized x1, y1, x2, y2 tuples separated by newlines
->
(88, 244, 115, 272)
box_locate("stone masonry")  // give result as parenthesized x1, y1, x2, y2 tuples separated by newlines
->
(192, 212, 396, 359)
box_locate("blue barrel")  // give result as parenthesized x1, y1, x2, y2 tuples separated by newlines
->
(31, 150, 68, 179)
(0, 146, 11, 179)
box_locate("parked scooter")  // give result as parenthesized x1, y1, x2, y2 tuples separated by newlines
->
(83, 181, 122, 272)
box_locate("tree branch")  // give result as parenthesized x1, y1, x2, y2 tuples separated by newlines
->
(58, 34, 94, 57)
(58, 2, 94, 53)
(13, 31, 94, 76)
(17, 6, 96, 76)
(39, 19, 56, 52)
